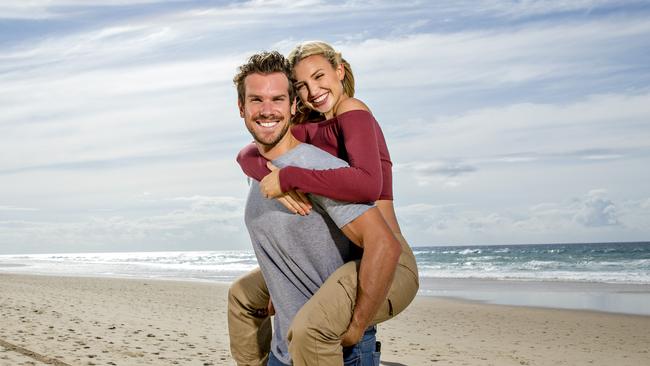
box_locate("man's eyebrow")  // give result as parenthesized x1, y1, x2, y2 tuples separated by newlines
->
(246, 93, 288, 100)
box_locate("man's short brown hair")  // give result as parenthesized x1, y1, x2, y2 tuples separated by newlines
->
(233, 51, 295, 104)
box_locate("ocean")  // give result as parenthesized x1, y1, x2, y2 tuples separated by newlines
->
(414, 241, 650, 284)
(1, 241, 649, 315)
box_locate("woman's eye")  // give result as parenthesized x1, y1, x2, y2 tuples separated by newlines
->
(315, 74, 323, 79)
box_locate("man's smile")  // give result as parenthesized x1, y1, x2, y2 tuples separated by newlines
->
(257, 120, 279, 128)
(255, 115, 282, 129)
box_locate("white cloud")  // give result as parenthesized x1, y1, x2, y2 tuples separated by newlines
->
(390, 92, 650, 167)
(573, 189, 620, 227)
(1, 1, 649, 253)
(617, 198, 650, 232)
(475, 0, 631, 18)
(0, 0, 186, 19)
(342, 17, 649, 91)
(396, 160, 477, 187)
(0, 205, 38, 212)
(642, 199, 650, 210)
(396, 189, 644, 246)
(0, 194, 248, 253)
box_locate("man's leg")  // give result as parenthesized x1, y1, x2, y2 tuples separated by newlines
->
(228, 268, 272, 366)
(342, 326, 379, 366)
(288, 235, 419, 366)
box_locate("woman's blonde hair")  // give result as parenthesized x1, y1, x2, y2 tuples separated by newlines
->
(287, 41, 355, 123)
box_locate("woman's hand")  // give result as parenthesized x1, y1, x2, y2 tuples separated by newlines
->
(259, 162, 283, 198)
(276, 191, 312, 215)
(261, 163, 312, 215)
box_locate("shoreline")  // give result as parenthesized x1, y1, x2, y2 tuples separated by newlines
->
(2, 273, 650, 365)
(418, 276, 650, 316)
(2, 268, 649, 316)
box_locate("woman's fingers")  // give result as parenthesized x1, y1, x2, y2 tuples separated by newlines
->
(295, 191, 311, 207)
(273, 191, 311, 215)
(277, 195, 306, 215)
(266, 162, 279, 171)
(287, 190, 311, 214)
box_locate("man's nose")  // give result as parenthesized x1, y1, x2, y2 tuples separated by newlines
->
(260, 100, 273, 115)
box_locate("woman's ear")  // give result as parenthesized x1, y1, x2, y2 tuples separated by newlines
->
(336, 63, 345, 81)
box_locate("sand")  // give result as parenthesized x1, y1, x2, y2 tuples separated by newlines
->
(1, 274, 649, 366)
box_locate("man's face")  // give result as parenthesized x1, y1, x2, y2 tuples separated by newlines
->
(239, 72, 296, 148)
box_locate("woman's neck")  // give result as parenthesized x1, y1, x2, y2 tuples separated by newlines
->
(324, 93, 350, 119)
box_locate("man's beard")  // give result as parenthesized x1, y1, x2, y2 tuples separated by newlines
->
(247, 115, 291, 148)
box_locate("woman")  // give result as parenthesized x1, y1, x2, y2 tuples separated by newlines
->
(229, 41, 419, 366)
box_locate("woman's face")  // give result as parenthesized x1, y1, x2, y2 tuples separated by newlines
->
(292, 54, 345, 118)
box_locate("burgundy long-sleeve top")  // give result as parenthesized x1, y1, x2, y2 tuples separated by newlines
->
(236, 110, 393, 202)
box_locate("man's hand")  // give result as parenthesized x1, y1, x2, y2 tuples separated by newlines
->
(267, 298, 275, 316)
(252, 299, 275, 318)
(340, 322, 365, 347)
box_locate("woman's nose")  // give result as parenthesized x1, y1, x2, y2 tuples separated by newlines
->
(306, 82, 317, 97)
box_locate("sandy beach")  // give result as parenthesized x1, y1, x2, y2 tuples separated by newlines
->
(1, 274, 649, 366)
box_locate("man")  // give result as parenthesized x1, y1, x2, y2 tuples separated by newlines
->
(228, 51, 401, 366)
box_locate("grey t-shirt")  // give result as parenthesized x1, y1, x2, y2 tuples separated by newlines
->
(244, 143, 373, 365)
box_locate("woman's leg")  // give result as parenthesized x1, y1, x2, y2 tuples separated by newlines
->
(227, 267, 272, 366)
(376, 232, 419, 323)
(287, 234, 419, 366)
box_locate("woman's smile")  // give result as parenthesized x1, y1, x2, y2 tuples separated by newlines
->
(293, 54, 346, 118)
(310, 92, 329, 107)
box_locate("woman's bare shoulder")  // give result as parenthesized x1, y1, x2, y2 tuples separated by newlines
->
(336, 97, 371, 115)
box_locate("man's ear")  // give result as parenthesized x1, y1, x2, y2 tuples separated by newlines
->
(238, 99, 245, 118)
(290, 98, 297, 116)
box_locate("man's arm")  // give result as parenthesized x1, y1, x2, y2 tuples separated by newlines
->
(339, 207, 401, 346)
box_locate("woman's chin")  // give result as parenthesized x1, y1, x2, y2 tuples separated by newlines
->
(312, 104, 333, 116)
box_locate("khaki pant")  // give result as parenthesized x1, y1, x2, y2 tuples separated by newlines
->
(228, 233, 419, 366)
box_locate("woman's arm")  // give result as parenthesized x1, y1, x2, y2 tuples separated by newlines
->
(237, 145, 313, 215)
(236, 124, 310, 181)
(237, 142, 271, 182)
(277, 109, 388, 202)
(236, 142, 270, 182)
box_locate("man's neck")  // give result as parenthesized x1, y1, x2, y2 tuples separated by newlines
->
(258, 131, 301, 161)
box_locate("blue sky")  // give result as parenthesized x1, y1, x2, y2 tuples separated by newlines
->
(1, 0, 649, 254)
